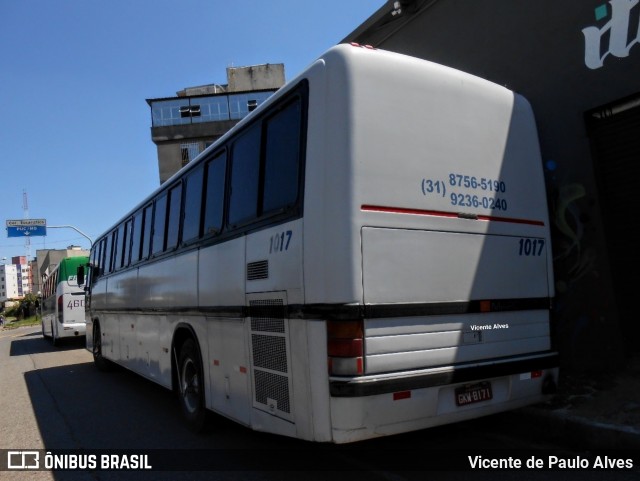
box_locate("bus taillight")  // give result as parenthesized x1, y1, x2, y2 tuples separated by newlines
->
(327, 319, 364, 376)
(57, 296, 64, 323)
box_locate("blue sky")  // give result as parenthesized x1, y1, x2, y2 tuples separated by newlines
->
(0, 0, 384, 264)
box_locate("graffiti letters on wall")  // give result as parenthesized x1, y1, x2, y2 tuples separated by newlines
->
(583, 0, 640, 69)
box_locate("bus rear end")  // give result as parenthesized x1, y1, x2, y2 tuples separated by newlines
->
(57, 287, 86, 339)
(312, 45, 558, 443)
(56, 263, 87, 340)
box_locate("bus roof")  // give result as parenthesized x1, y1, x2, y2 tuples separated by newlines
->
(56, 256, 89, 281)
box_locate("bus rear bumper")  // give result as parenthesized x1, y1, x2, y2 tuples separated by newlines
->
(329, 355, 559, 443)
(58, 323, 87, 338)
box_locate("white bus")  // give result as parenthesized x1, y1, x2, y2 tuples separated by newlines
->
(41, 256, 88, 346)
(80, 44, 559, 443)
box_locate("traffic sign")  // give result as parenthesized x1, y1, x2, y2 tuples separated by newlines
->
(6, 219, 47, 238)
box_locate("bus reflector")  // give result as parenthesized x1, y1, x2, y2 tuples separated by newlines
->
(393, 391, 411, 401)
(327, 319, 364, 376)
(531, 370, 543, 378)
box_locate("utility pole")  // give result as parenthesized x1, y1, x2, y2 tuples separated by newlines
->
(23, 190, 30, 260)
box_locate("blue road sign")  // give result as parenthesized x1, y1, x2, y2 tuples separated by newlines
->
(6, 219, 47, 237)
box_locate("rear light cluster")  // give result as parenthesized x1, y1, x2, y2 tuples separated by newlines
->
(57, 296, 64, 323)
(327, 319, 364, 376)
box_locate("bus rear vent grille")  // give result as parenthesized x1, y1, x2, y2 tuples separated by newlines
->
(249, 297, 291, 418)
(254, 370, 290, 413)
(247, 260, 269, 280)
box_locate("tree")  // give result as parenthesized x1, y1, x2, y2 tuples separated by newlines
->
(19, 293, 39, 319)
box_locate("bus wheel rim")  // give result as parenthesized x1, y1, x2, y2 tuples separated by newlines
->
(181, 358, 200, 414)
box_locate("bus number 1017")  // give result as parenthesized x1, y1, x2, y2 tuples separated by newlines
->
(518, 238, 544, 256)
(269, 230, 293, 254)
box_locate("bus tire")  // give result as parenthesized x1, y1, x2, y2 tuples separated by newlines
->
(177, 338, 207, 432)
(93, 321, 112, 372)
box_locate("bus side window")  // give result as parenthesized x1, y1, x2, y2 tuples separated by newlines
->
(123, 218, 133, 268)
(228, 124, 261, 227)
(141, 204, 153, 261)
(113, 223, 125, 271)
(182, 164, 204, 244)
(103, 233, 114, 275)
(91, 241, 102, 279)
(166, 183, 182, 251)
(263, 98, 302, 213)
(131, 210, 143, 264)
(152, 193, 168, 256)
(203, 151, 227, 236)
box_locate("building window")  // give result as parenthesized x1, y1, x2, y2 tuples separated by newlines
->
(229, 91, 274, 120)
(151, 98, 190, 126)
(180, 142, 201, 167)
(179, 105, 201, 118)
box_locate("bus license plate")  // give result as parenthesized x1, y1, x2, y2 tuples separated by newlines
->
(455, 381, 493, 406)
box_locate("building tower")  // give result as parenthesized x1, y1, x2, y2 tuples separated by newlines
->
(146, 62, 285, 184)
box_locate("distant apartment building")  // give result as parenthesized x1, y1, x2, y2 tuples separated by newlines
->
(0, 264, 19, 302)
(147, 62, 285, 183)
(0, 257, 31, 302)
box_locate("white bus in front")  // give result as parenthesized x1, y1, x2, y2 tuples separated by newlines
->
(82, 44, 558, 444)
(41, 256, 88, 346)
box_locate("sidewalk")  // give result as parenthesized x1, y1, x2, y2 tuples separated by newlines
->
(515, 352, 640, 450)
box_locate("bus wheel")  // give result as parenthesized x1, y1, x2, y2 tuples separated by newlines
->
(93, 322, 112, 371)
(177, 338, 207, 432)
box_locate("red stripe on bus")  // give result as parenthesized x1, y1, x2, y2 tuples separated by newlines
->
(361, 204, 544, 226)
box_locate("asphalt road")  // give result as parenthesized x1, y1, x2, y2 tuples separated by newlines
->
(0, 325, 637, 481)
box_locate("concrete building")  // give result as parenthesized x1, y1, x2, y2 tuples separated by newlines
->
(345, 0, 640, 369)
(147, 63, 285, 184)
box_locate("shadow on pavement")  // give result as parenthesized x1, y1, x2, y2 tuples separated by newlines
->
(10, 334, 85, 356)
